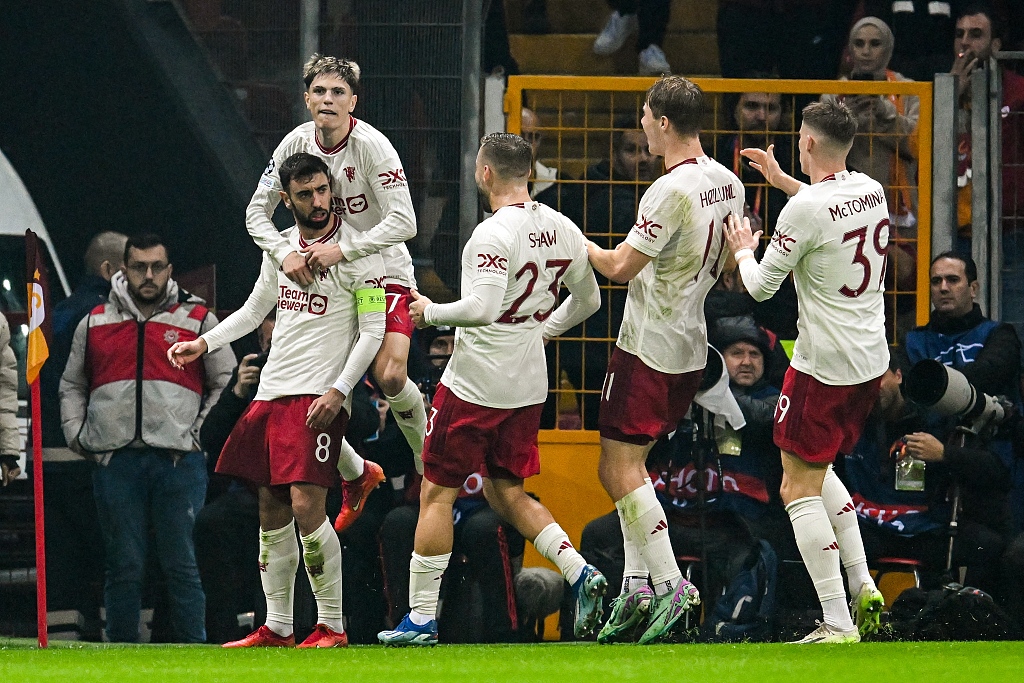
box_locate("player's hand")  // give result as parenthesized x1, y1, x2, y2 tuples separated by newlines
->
(723, 213, 762, 255)
(168, 338, 209, 368)
(282, 251, 315, 287)
(307, 388, 344, 430)
(1, 459, 20, 487)
(951, 49, 980, 98)
(904, 432, 944, 462)
(233, 354, 262, 398)
(740, 144, 782, 186)
(302, 242, 345, 272)
(408, 289, 433, 329)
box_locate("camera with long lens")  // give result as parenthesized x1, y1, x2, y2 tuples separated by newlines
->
(904, 359, 1015, 436)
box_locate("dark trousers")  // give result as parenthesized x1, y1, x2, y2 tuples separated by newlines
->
(607, 0, 671, 50)
(193, 487, 262, 643)
(379, 504, 525, 643)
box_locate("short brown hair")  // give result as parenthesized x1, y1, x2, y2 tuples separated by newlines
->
(479, 132, 533, 181)
(801, 100, 858, 149)
(303, 54, 361, 96)
(279, 152, 332, 194)
(646, 76, 705, 138)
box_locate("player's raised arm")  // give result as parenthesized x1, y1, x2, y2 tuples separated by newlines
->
(723, 212, 796, 302)
(741, 144, 805, 197)
(585, 239, 653, 284)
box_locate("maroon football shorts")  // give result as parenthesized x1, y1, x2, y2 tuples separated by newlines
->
(421, 382, 543, 489)
(598, 347, 704, 445)
(773, 367, 882, 463)
(216, 395, 348, 488)
(385, 284, 416, 338)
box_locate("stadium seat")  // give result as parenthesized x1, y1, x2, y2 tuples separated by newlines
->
(871, 557, 923, 609)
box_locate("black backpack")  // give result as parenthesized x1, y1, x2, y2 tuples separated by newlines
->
(888, 584, 1021, 641)
(702, 540, 779, 642)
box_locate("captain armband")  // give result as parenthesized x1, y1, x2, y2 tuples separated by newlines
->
(355, 288, 386, 314)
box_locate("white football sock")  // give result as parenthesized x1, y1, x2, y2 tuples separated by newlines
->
(534, 523, 586, 585)
(259, 520, 299, 637)
(301, 517, 344, 632)
(618, 509, 648, 595)
(787, 496, 854, 631)
(335, 437, 365, 482)
(617, 485, 680, 596)
(822, 465, 874, 591)
(409, 551, 451, 625)
(386, 378, 427, 459)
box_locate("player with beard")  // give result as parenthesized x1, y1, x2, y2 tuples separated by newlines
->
(246, 55, 424, 534)
(170, 153, 386, 648)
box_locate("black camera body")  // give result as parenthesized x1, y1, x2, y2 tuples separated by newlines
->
(249, 351, 271, 369)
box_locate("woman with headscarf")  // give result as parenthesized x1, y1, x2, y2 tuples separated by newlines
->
(831, 16, 919, 226)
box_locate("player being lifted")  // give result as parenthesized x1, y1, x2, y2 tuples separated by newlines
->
(586, 76, 745, 645)
(246, 54, 423, 532)
(377, 133, 606, 646)
(724, 100, 887, 643)
(170, 153, 386, 648)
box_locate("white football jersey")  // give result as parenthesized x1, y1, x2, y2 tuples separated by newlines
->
(202, 220, 387, 406)
(754, 170, 890, 384)
(619, 156, 745, 374)
(247, 118, 416, 288)
(441, 202, 593, 409)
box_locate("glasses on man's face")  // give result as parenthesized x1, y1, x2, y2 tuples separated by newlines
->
(522, 131, 542, 143)
(126, 262, 169, 277)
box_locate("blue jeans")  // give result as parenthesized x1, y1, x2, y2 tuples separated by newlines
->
(93, 448, 207, 643)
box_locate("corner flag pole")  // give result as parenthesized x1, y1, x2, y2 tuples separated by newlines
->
(26, 230, 50, 649)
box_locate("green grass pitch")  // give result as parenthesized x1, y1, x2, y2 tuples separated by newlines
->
(2, 639, 1023, 683)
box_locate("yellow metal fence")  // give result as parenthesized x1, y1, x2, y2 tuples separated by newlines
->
(506, 75, 933, 430)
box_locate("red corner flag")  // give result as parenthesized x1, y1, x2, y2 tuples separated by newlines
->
(25, 229, 50, 648)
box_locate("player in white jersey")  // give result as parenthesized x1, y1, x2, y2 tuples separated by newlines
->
(585, 76, 744, 645)
(246, 55, 425, 533)
(169, 154, 386, 649)
(724, 100, 888, 643)
(377, 133, 606, 646)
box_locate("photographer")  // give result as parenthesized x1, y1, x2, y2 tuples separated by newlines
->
(842, 357, 1014, 596)
(905, 253, 1021, 399)
(904, 252, 1023, 531)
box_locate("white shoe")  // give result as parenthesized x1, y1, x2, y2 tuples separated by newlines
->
(594, 11, 638, 56)
(791, 621, 860, 644)
(638, 44, 671, 75)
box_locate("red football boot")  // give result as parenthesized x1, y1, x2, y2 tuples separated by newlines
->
(334, 460, 385, 532)
(222, 625, 294, 648)
(297, 624, 349, 649)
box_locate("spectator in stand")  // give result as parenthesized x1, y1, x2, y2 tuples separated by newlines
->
(579, 316, 793, 630)
(949, 4, 1024, 344)
(592, 1, 673, 75)
(60, 233, 235, 643)
(538, 119, 660, 430)
(717, 1, 856, 80)
(712, 84, 800, 340)
(522, 107, 562, 207)
(842, 356, 1014, 595)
